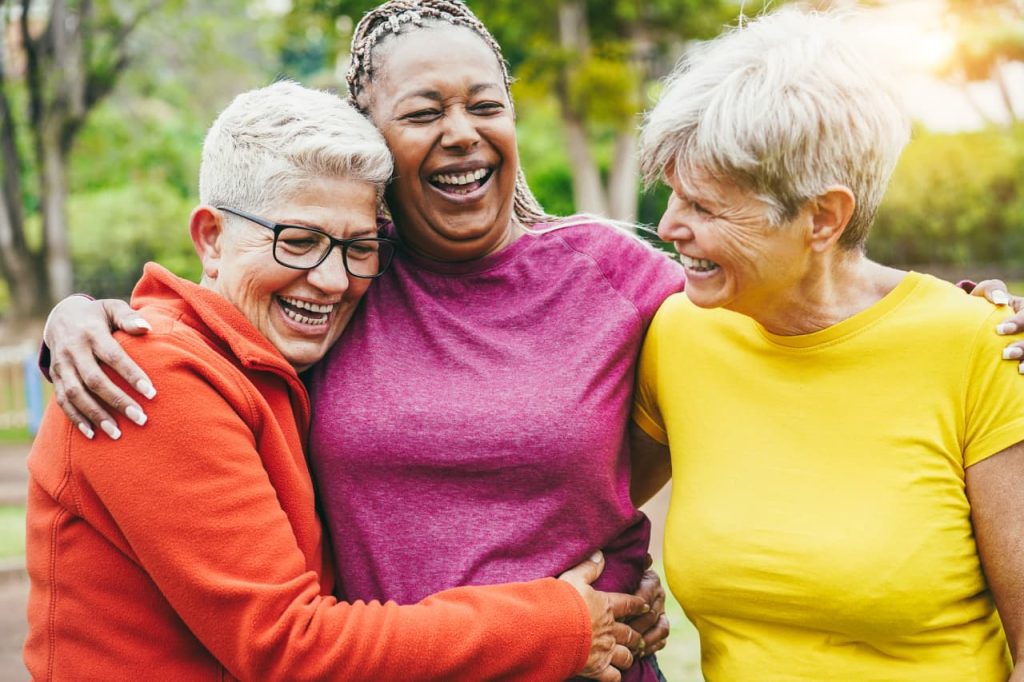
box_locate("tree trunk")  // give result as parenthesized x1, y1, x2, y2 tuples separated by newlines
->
(40, 136, 74, 301)
(993, 59, 1019, 125)
(557, 0, 609, 216)
(0, 193, 50, 320)
(562, 115, 607, 215)
(607, 130, 638, 223)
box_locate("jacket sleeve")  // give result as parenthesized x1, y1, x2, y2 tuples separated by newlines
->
(69, 338, 591, 681)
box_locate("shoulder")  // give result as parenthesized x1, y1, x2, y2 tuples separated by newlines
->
(536, 217, 686, 322)
(901, 274, 1008, 337)
(541, 217, 673, 263)
(114, 305, 261, 423)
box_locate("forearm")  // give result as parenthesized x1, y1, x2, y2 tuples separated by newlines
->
(72, 346, 589, 680)
(629, 421, 672, 507)
(966, 442, 1024, 664)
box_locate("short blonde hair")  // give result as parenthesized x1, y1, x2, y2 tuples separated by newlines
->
(640, 9, 910, 249)
(199, 80, 393, 213)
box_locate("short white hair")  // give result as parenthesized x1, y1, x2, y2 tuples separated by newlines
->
(199, 80, 393, 213)
(640, 8, 910, 249)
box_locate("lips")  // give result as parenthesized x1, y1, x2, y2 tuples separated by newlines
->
(679, 254, 720, 273)
(276, 295, 335, 327)
(428, 165, 494, 196)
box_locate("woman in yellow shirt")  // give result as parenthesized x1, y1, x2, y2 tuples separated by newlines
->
(632, 9, 1024, 681)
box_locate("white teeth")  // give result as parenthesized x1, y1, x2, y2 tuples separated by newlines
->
(431, 168, 489, 186)
(281, 296, 334, 314)
(282, 307, 329, 326)
(679, 254, 719, 272)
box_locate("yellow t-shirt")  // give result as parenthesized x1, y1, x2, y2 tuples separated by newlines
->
(634, 272, 1024, 681)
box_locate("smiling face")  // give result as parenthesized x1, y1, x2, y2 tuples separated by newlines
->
(367, 26, 519, 261)
(658, 168, 815, 319)
(201, 176, 379, 372)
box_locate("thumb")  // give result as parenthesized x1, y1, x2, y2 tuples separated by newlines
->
(103, 300, 152, 335)
(558, 551, 605, 588)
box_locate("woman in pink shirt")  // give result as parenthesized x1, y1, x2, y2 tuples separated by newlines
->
(38, 2, 1024, 680)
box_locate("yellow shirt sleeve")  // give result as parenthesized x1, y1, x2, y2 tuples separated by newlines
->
(632, 298, 670, 445)
(963, 306, 1024, 467)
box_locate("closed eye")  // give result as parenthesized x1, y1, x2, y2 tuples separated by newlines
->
(471, 101, 505, 115)
(403, 109, 442, 122)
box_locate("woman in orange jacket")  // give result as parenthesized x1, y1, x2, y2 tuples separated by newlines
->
(24, 81, 650, 681)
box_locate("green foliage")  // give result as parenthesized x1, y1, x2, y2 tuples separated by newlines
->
(515, 98, 577, 216)
(869, 125, 1024, 268)
(69, 182, 200, 299)
(0, 506, 25, 559)
(569, 51, 643, 130)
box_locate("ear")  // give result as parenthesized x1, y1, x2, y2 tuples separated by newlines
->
(808, 186, 856, 253)
(189, 206, 225, 280)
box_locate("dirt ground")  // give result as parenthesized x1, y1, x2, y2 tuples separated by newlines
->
(0, 443, 28, 682)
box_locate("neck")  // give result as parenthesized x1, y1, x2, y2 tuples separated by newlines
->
(396, 217, 525, 262)
(751, 251, 906, 336)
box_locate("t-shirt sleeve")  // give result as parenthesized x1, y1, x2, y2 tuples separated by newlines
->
(963, 308, 1024, 467)
(632, 302, 670, 445)
(558, 222, 686, 328)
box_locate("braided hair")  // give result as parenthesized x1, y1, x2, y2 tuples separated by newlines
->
(345, 0, 557, 227)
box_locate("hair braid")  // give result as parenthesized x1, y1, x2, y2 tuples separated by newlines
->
(345, 0, 558, 227)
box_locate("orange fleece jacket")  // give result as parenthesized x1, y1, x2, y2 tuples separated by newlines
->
(25, 263, 591, 681)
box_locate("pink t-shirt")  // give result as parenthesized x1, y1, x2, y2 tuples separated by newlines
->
(308, 220, 683, 675)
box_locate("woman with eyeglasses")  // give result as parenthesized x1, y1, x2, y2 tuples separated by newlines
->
(25, 81, 652, 682)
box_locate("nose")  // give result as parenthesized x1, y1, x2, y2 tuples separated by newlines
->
(657, 195, 695, 244)
(441, 107, 480, 150)
(305, 245, 350, 295)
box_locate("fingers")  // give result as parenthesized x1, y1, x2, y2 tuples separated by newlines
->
(633, 569, 663, 605)
(607, 642, 634, 672)
(93, 333, 157, 402)
(591, 664, 623, 682)
(612, 621, 647, 657)
(997, 313, 1024, 338)
(970, 280, 1024, 373)
(606, 590, 650, 620)
(103, 299, 153, 336)
(51, 354, 123, 440)
(970, 279, 1010, 306)
(640, 612, 670, 657)
(627, 608, 656, 636)
(558, 551, 604, 588)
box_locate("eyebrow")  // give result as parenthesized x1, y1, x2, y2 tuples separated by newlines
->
(282, 220, 379, 239)
(396, 82, 503, 104)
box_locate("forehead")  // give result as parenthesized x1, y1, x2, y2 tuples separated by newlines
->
(371, 26, 505, 99)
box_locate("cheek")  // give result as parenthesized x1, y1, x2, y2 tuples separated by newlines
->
(345, 279, 373, 303)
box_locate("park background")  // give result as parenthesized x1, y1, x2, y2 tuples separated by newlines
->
(0, 0, 1022, 679)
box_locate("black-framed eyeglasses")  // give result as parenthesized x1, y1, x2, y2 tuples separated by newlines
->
(217, 206, 397, 279)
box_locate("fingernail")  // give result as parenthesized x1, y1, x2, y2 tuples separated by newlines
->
(997, 323, 1017, 335)
(77, 423, 95, 440)
(136, 380, 157, 399)
(590, 551, 603, 563)
(125, 405, 147, 426)
(100, 420, 121, 440)
(1004, 347, 1023, 360)
(642, 603, 651, 613)
(132, 318, 152, 331)
(991, 291, 1010, 305)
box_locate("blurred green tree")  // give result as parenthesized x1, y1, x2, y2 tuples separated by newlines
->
(280, 0, 752, 221)
(0, 0, 179, 320)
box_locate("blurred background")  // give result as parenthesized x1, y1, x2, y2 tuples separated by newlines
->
(0, 0, 1021, 679)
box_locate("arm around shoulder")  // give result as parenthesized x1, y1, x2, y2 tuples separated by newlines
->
(66, 337, 590, 681)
